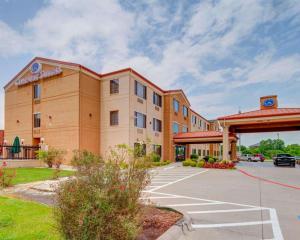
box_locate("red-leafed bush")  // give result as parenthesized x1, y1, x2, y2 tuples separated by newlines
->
(201, 160, 235, 169)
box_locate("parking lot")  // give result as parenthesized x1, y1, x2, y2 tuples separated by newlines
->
(142, 162, 300, 240)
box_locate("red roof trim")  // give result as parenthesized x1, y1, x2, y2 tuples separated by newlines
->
(4, 57, 101, 89)
(190, 108, 209, 122)
(174, 131, 237, 139)
(164, 89, 191, 106)
(218, 108, 300, 120)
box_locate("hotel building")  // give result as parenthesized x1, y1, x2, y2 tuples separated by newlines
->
(3, 57, 220, 163)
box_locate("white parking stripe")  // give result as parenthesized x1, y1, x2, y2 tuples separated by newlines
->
(192, 220, 272, 229)
(188, 207, 268, 214)
(140, 196, 180, 200)
(149, 170, 209, 192)
(269, 208, 284, 240)
(167, 202, 224, 207)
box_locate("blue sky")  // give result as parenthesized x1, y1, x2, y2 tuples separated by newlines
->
(0, 0, 300, 146)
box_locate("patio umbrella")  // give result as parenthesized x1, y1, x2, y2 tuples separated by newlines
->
(12, 136, 21, 154)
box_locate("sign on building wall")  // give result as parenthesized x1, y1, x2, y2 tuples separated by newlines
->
(15, 62, 62, 87)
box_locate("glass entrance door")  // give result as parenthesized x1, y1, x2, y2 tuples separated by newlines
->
(175, 145, 186, 162)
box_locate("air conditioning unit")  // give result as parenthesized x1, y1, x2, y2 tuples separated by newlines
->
(137, 98, 144, 104)
(155, 106, 160, 111)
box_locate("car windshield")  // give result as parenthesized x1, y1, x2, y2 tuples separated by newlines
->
(277, 154, 292, 157)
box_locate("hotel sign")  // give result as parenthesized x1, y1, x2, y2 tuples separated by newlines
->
(263, 98, 275, 107)
(15, 63, 62, 87)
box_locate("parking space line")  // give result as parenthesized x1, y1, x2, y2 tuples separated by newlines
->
(187, 207, 268, 214)
(140, 196, 180, 200)
(269, 208, 284, 240)
(167, 202, 224, 207)
(148, 170, 209, 192)
(192, 220, 272, 229)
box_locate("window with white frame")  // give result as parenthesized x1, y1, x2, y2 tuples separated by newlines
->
(135, 111, 146, 128)
(110, 79, 119, 94)
(153, 92, 162, 107)
(135, 81, 147, 99)
(33, 84, 41, 100)
(33, 113, 41, 128)
(182, 125, 188, 133)
(173, 99, 179, 113)
(183, 106, 188, 117)
(153, 118, 162, 132)
(173, 122, 179, 134)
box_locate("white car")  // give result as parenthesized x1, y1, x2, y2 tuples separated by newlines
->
(240, 154, 259, 162)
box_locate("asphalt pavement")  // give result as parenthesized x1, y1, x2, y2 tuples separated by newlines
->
(142, 162, 300, 240)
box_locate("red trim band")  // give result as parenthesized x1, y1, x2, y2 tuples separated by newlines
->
(238, 169, 300, 190)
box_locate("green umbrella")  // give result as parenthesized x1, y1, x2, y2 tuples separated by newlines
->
(12, 136, 21, 154)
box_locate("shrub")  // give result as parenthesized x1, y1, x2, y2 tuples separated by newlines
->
(197, 160, 205, 168)
(150, 152, 161, 162)
(208, 158, 215, 164)
(190, 154, 198, 160)
(36, 148, 66, 168)
(0, 162, 16, 188)
(55, 146, 151, 240)
(182, 159, 196, 167)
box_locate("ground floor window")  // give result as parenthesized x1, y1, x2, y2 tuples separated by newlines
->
(198, 149, 201, 156)
(202, 150, 205, 156)
(33, 113, 41, 128)
(192, 149, 196, 154)
(134, 142, 146, 156)
(206, 150, 209, 156)
(153, 145, 162, 157)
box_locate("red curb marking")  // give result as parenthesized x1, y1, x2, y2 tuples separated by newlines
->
(238, 169, 300, 190)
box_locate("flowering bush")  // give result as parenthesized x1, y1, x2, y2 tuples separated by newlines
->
(36, 148, 66, 168)
(55, 145, 151, 240)
(0, 161, 16, 188)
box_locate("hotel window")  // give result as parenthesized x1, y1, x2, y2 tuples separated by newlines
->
(192, 115, 197, 125)
(202, 150, 206, 156)
(153, 118, 162, 132)
(153, 145, 162, 157)
(135, 112, 146, 128)
(110, 79, 119, 94)
(182, 125, 188, 133)
(110, 111, 119, 126)
(198, 149, 201, 156)
(183, 106, 188, 118)
(135, 81, 147, 99)
(134, 143, 146, 156)
(173, 122, 179, 134)
(173, 99, 179, 113)
(33, 84, 41, 99)
(153, 92, 162, 107)
(33, 113, 41, 128)
(207, 150, 209, 156)
(192, 149, 196, 154)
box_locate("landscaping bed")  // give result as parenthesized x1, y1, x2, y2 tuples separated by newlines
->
(182, 157, 236, 169)
(137, 206, 182, 240)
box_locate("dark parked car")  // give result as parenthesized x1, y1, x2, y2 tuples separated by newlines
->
(273, 154, 296, 167)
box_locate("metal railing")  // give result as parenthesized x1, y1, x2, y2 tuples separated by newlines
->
(0, 145, 40, 160)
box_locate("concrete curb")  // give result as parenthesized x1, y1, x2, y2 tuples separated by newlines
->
(157, 215, 193, 240)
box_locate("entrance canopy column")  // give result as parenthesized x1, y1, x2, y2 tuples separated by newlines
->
(222, 126, 230, 160)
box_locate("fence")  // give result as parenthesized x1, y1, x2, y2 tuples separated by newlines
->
(0, 145, 40, 160)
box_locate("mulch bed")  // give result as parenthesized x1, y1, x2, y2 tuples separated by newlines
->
(137, 206, 182, 240)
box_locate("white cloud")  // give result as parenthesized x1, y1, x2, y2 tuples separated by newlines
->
(0, 0, 300, 123)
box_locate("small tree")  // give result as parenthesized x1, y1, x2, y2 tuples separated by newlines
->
(36, 148, 66, 168)
(0, 161, 16, 188)
(55, 145, 151, 240)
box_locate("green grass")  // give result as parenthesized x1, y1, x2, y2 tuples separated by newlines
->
(0, 196, 61, 240)
(4, 168, 74, 185)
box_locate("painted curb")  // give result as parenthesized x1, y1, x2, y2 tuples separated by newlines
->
(157, 215, 192, 240)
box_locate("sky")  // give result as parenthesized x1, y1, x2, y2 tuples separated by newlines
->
(0, 0, 300, 146)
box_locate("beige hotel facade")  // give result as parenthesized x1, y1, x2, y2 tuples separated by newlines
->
(4, 57, 220, 163)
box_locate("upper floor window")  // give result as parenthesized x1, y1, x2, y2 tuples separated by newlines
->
(33, 84, 41, 99)
(33, 113, 41, 128)
(135, 81, 147, 99)
(183, 106, 188, 118)
(182, 125, 188, 133)
(135, 111, 146, 128)
(173, 99, 179, 113)
(153, 118, 162, 132)
(173, 122, 179, 134)
(192, 115, 197, 125)
(110, 79, 119, 94)
(110, 111, 119, 126)
(153, 92, 162, 107)
(199, 120, 202, 127)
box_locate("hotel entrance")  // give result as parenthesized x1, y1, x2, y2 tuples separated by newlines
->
(175, 145, 186, 161)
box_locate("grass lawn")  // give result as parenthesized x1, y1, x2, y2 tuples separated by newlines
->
(0, 196, 61, 240)
(4, 168, 74, 185)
